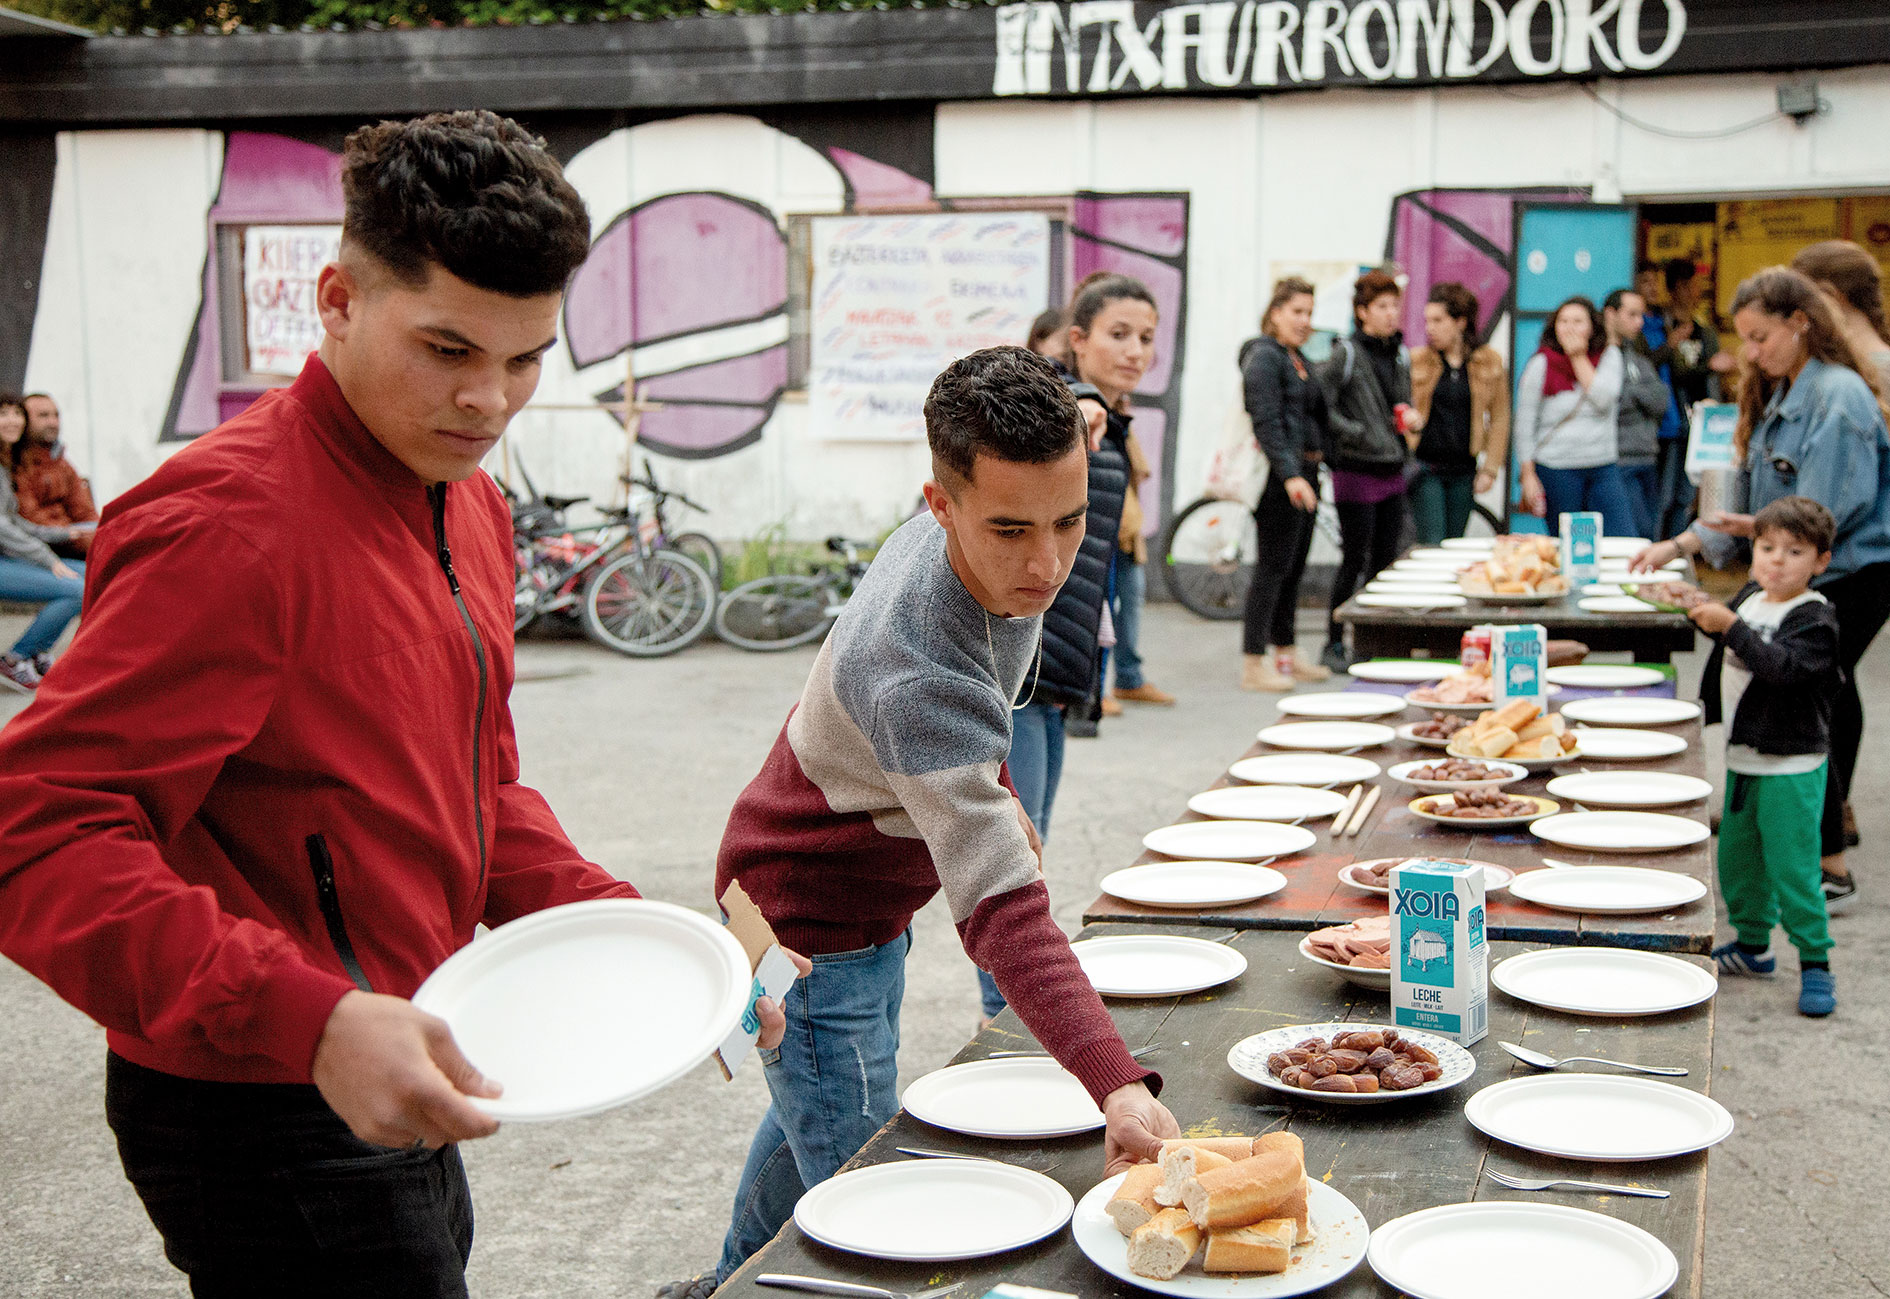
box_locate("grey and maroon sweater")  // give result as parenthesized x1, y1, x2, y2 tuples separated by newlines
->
(715, 514, 1155, 1105)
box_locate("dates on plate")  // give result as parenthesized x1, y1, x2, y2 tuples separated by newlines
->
(1265, 1028, 1440, 1093)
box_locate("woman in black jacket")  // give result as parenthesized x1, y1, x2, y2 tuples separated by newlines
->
(1240, 276, 1330, 691)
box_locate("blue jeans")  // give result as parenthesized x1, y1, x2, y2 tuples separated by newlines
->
(980, 701, 1065, 1017)
(1535, 464, 1637, 537)
(1111, 557, 1145, 691)
(717, 930, 911, 1284)
(0, 556, 84, 657)
(1620, 463, 1659, 539)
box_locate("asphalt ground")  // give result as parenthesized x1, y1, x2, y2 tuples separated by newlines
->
(1, 601, 1885, 1298)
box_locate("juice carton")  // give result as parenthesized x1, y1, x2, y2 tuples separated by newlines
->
(1490, 622, 1548, 711)
(1390, 859, 1488, 1046)
(1559, 510, 1603, 586)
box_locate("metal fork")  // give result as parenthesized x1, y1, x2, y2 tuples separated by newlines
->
(757, 1276, 962, 1299)
(1483, 1168, 1670, 1199)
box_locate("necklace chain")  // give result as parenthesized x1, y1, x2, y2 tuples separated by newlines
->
(985, 609, 1044, 712)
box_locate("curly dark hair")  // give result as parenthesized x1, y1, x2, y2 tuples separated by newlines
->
(341, 110, 591, 298)
(1427, 281, 1481, 344)
(925, 347, 1083, 486)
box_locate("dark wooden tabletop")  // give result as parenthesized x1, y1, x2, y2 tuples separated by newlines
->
(716, 925, 1715, 1299)
(1334, 579, 1699, 663)
(1083, 677, 1717, 954)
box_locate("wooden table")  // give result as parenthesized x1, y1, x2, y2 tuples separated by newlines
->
(1335, 588, 1698, 662)
(1084, 677, 1717, 954)
(716, 925, 1715, 1299)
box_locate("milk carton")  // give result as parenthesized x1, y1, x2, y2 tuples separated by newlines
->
(1490, 622, 1548, 711)
(1390, 860, 1488, 1046)
(1559, 510, 1603, 586)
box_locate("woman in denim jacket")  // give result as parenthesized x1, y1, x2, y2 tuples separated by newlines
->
(1635, 268, 1890, 911)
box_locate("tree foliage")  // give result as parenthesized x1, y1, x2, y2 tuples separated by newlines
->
(8, 0, 906, 31)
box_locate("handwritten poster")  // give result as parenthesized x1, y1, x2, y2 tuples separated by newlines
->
(809, 213, 1051, 441)
(243, 224, 341, 377)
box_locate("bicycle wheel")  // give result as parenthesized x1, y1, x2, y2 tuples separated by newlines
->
(668, 531, 724, 589)
(713, 574, 838, 651)
(1159, 496, 1257, 621)
(580, 549, 716, 657)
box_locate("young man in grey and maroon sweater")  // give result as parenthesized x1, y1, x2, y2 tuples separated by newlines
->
(691, 347, 1177, 1295)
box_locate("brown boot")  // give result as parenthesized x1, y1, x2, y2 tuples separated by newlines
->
(1242, 653, 1293, 692)
(1115, 684, 1176, 705)
(1100, 694, 1123, 717)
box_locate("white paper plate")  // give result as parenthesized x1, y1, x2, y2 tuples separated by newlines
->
(1566, 727, 1689, 759)
(1366, 581, 1462, 597)
(1340, 857, 1514, 896)
(1582, 582, 1628, 597)
(1297, 936, 1392, 991)
(1348, 659, 1458, 683)
(1072, 1172, 1370, 1297)
(1230, 753, 1383, 785)
(1440, 537, 1497, 551)
(1466, 1074, 1734, 1161)
(1460, 587, 1567, 605)
(1101, 861, 1290, 910)
(1371, 572, 1466, 587)
(1579, 595, 1660, 614)
(1368, 1202, 1678, 1299)
(1409, 547, 1465, 562)
(901, 1057, 1104, 1139)
(1357, 592, 1468, 609)
(1387, 759, 1529, 792)
(1544, 771, 1713, 807)
(411, 899, 750, 1122)
(1228, 1023, 1476, 1104)
(794, 1158, 1073, 1261)
(1257, 721, 1397, 751)
(1409, 794, 1559, 829)
(1275, 691, 1409, 720)
(1399, 720, 1468, 749)
(1144, 820, 1319, 861)
(1403, 683, 1560, 714)
(1530, 810, 1708, 852)
(1070, 934, 1249, 998)
(1188, 785, 1352, 821)
(1491, 947, 1717, 1017)
(1508, 865, 1708, 913)
(1560, 697, 1701, 727)
(1444, 739, 1579, 773)
(1390, 560, 1467, 575)
(1599, 536, 1654, 556)
(1543, 664, 1667, 688)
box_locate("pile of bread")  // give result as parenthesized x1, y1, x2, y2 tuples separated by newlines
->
(1458, 535, 1568, 597)
(1408, 659, 1494, 705)
(1447, 700, 1578, 762)
(1110, 1133, 1314, 1279)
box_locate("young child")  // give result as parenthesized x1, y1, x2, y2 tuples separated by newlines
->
(1691, 495, 1842, 1016)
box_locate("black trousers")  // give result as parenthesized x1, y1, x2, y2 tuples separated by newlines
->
(1328, 492, 1408, 643)
(106, 1053, 474, 1299)
(1243, 474, 1318, 654)
(1819, 562, 1890, 857)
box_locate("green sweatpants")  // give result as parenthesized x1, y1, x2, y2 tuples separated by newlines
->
(1717, 765, 1831, 962)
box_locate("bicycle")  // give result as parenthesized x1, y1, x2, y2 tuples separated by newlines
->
(623, 461, 723, 589)
(512, 495, 716, 657)
(1158, 489, 1504, 620)
(713, 537, 871, 651)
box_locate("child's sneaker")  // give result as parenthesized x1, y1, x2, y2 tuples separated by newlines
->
(1821, 871, 1858, 915)
(1799, 967, 1836, 1017)
(0, 654, 41, 695)
(1712, 940, 1776, 978)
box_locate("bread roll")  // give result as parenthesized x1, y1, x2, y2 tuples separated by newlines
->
(1159, 1137, 1259, 1162)
(1464, 726, 1518, 759)
(1503, 735, 1560, 760)
(1203, 1219, 1295, 1274)
(1272, 1177, 1314, 1243)
(1127, 1208, 1201, 1280)
(1158, 1144, 1233, 1207)
(1181, 1149, 1303, 1230)
(1252, 1131, 1303, 1164)
(1488, 699, 1540, 732)
(1107, 1164, 1165, 1236)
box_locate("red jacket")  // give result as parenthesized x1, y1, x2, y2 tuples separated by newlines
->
(0, 358, 636, 1085)
(12, 440, 98, 528)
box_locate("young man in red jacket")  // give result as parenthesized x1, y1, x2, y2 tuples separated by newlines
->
(0, 111, 792, 1298)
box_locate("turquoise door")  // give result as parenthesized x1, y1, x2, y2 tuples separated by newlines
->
(1507, 202, 1638, 532)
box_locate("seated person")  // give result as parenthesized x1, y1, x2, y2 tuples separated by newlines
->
(13, 393, 97, 557)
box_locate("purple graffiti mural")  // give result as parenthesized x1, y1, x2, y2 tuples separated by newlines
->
(598, 346, 790, 459)
(1071, 194, 1190, 536)
(167, 132, 343, 439)
(1388, 188, 1587, 342)
(828, 148, 935, 209)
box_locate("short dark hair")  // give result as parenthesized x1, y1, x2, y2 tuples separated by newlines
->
(1637, 259, 1660, 277)
(0, 392, 23, 468)
(1026, 308, 1066, 351)
(1071, 274, 1157, 332)
(1663, 257, 1698, 292)
(341, 110, 591, 298)
(1546, 295, 1604, 357)
(1753, 495, 1837, 554)
(1602, 288, 1644, 313)
(1353, 268, 1401, 319)
(925, 347, 1083, 486)
(1426, 281, 1480, 342)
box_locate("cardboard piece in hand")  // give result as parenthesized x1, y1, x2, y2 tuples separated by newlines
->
(715, 881, 799, 1080)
